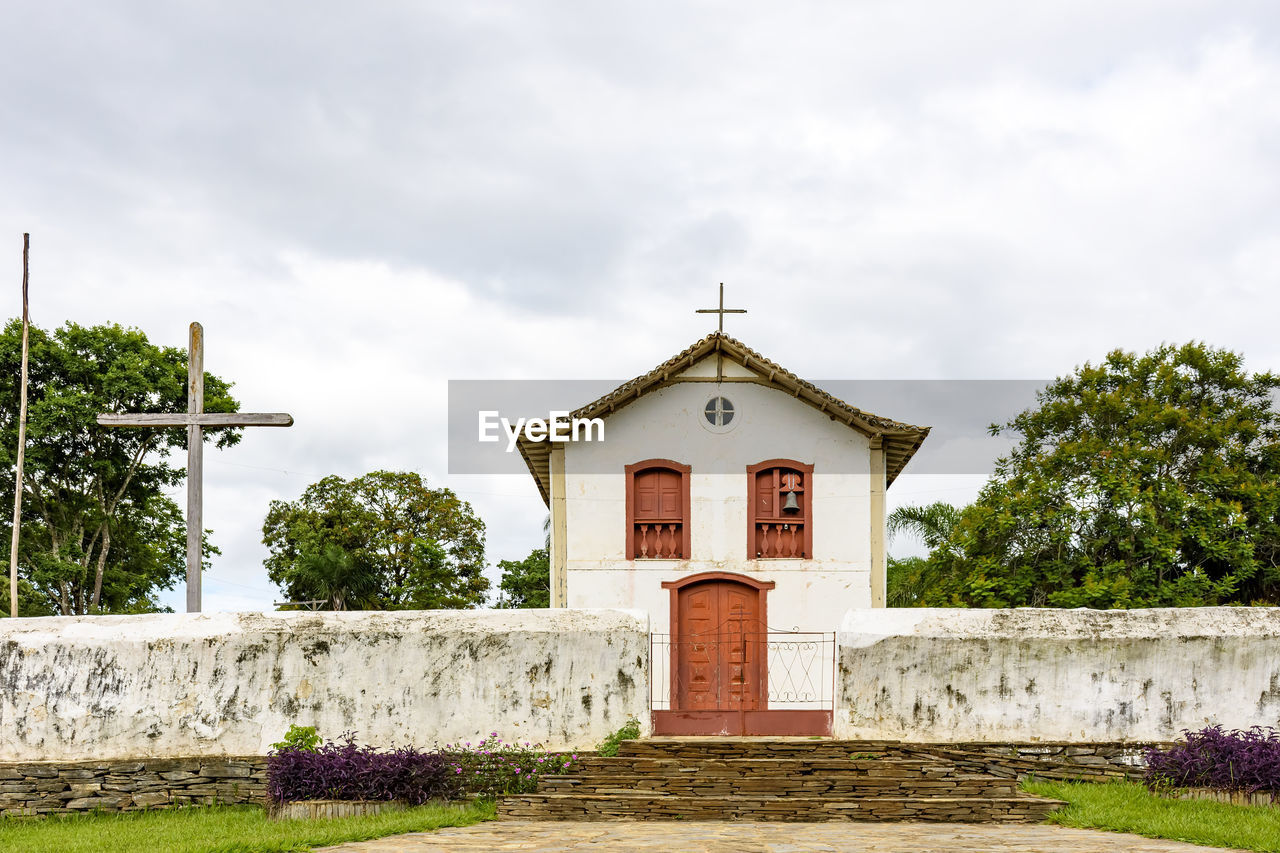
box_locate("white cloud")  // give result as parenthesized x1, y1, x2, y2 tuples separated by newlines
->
(2, 1, 1279, 609)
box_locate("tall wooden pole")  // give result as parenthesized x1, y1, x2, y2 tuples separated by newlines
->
(9, 235, 30, 618)
(186, 322, 203, 613)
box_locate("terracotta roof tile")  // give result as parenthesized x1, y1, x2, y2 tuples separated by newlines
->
(519, 332, 930, 505)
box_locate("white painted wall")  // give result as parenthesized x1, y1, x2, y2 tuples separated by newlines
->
(0, 609, 648, 761)
(837, 607, 1280, 742)
(563, 374, 873, 635)
(9, 606, 1280, 759)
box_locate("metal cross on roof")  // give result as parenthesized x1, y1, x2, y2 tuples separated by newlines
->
(97, 322, 294, 613)
(695, 282, 747, 333)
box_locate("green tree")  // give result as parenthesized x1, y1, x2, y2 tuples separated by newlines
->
(886, 502, 963, 606)
(926, 342, 1280, 608)
(403, 538, 491, 609)
(287, 543, 379, 611)
(888, 502, 963, 550)
(497, 547, 550, 608)
(886, 556, 931, 607)
(0, 321, 239, 615)
(262, 471, 488, 609)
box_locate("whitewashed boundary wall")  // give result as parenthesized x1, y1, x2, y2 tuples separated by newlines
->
(0, 609, 649, 762)
(837, 607, 1280, 742)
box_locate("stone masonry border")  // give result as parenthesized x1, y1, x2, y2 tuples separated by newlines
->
(895, 742, 1162, 782)
(0, 757, 267, 818)
(0, 743, 1164, 818)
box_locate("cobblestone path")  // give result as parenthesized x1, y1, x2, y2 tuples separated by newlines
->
(317, 820, 1239, 852)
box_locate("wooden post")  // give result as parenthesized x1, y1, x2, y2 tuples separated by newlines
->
(97, 322, 292, 613)
(8, 234, 30, 618)
(186, 322, 203, 613)
(549, 444, 568, 607)
(869, 435, 887, 608)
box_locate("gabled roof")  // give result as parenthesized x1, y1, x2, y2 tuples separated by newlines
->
(518, 332, 930, 505)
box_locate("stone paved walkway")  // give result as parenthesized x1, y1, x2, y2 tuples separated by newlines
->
(316, 820, 1239, 852)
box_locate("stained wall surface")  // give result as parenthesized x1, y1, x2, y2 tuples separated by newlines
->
(0, 609, 648, 761)
(837, 607, 1280, 742)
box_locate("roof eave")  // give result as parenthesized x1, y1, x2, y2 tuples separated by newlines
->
(514, 331, 932, 502)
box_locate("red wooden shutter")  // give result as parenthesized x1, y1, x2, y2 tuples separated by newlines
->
(755, 469, 777, 517)
(635, 469, 663, 519)
(628, 464, 688, 559)
(747, 461, 813, 559)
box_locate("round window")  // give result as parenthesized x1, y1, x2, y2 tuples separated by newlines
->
(703, 396, 735, 430)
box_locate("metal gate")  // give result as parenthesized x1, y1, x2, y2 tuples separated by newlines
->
(650, 630, 835, 736)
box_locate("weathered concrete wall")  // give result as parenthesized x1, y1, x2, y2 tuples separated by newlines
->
(837, 607, 1280, 742)
(0, 609, 648, 762)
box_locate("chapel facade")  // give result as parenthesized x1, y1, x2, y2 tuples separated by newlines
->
(518, 331, 928, 734)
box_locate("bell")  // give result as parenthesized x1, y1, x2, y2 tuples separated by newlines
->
(782, 490, 800, 514)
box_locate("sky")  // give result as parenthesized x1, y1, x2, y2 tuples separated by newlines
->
(3, 1, 1280, 610)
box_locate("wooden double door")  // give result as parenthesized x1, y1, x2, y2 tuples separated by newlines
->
(653, 572, 833, 737)
(674, 579, 766, 712)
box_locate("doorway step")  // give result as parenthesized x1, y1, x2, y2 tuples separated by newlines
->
(498, 739, 1064, 822)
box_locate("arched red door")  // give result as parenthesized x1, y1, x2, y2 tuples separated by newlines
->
(655, 573, 834, 737)
(675, 579, 765, 711)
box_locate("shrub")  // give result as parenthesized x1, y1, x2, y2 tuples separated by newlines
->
(442, 734, 577, 796)
(1145, 725, 1280, 794)
(268, 732, 462, 805)
(270, 724, 322, 754)
(597, 718, 641, 757)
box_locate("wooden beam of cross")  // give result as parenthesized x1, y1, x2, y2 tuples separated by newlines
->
(97, 322, 293, 613)
(695, 282, 747, 334)
(695, 283, 747, 381)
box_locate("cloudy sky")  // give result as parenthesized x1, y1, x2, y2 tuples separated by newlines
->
(4, 1, 1280, 610)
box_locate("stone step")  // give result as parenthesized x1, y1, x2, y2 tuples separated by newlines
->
(577, 755, 948, 772)
(540, 776, 1020, 798)
(498, 793, 1065, 823)
(617, 739, 900, 760)
(541, 758, 1020, 798)
(502, 740, 1063, 824)
(569, 756, 960, 778)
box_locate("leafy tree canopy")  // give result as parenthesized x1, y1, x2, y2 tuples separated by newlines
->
(0, 320, 239, 615)
(886, 502, 961, 607)
(925, 342, 1280, 608)
(263, 471, 488, 610)
(289, 542, 380, 612)
(497, 547, 549, 608)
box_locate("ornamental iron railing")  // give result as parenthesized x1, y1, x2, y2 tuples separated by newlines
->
(650, 630, 835, 712)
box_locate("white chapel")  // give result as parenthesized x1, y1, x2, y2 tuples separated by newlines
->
(518, 330, 929, 636)
(517, 308, 928, 735)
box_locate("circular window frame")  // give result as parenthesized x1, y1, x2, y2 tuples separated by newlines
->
(700, 395, 738, 434)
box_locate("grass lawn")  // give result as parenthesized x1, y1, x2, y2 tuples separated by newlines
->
(1024, 779, 1280, 852)
(0, 799, 495, 853)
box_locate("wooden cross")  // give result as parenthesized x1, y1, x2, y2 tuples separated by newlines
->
(696, 283, 747, 381)
(97, 322, 293, 613)
(695, 282, 747, 333)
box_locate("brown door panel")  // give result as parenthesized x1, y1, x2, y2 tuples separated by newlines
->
(675, 580, 765, 713)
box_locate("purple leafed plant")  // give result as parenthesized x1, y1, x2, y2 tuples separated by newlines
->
(441, 735, 578, 796)
(267, 732, 462, 805)
(1145, 725, 1280, 794)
